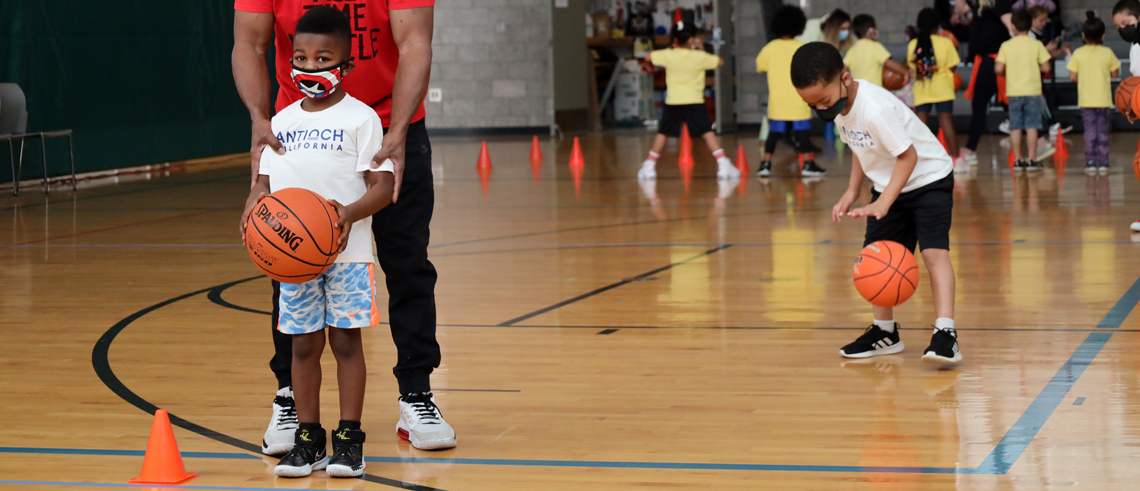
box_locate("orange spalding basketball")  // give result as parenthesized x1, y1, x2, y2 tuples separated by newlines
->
(852, 241, 920, 307)
(246, 187, 341, 283)
(953, 71, 963, 91)
(1115, 77, 1140, 116)
(882, 67, 906, 91)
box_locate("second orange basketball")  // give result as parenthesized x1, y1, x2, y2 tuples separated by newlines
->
(852, 241, 920, 307)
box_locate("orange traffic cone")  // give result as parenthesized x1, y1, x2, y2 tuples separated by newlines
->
(937, 128, 950, 153)
(476, 141, 492, 170)
(1008, 147, 1016, 170)
(478, 165, 491, 197)
(529, 135, 543, 181)
(678, 124, 694, 172)
(570, 137, 585, 197)
(129, 409, 196, 485)
(1053, 133, 1068, 164)
(735, 144, 749, 174)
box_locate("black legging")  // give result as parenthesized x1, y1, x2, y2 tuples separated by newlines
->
(764, 129, 813, 155)
(967, 56, 998, 151)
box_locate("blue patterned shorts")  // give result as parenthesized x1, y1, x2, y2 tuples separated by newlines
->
(277, 263, 378, 334)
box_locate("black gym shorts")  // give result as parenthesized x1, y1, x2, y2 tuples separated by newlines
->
(864, 173, 954, 252)
(658, 103, 712, 137)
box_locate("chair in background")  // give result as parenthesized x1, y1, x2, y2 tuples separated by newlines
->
(0, 83, 75, 195)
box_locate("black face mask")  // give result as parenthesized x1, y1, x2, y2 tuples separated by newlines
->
(815, 80, 849, 122)
(1120, 24, 1140, 44)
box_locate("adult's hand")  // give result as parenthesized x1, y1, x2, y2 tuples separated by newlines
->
(250, 118, 285, 185)
(375, 6, 434, 203)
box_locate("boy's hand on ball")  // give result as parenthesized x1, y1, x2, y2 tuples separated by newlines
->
(240, 192, 267, 244)
(328, 199, 352, 254)
(849, 200, 890, 220)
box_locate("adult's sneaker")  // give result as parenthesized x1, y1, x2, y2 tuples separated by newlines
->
(922, 328, 962, 364)
(1131, 220, 1140, 233)
(263, 387, 298, 456)
(839, 324, 905, 358)
(998, 119, 1011, 134)
(397, 393, 457, 450)
(953, 155, 969, 174)
(327, 427, 366, 478)
(274, 425, 328, 478)
(801, 160, 827, 177)
(756, 161, 772, 178)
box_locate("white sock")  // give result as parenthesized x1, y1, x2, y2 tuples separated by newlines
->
(935, 318, 955, 332)
(874, 319, 895, 332)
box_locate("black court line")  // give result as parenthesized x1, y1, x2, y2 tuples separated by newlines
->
(91, 276, 446, 491)
(206, 279, 272, 316)
(597, 329, 619, 335)
(496, 245, 733, 327)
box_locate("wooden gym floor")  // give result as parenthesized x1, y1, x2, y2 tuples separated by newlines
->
(3, 130, 1140, 490)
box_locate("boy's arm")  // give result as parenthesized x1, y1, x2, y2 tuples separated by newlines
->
(849, 146, 917, 220)
(994, 61, 1005, 76)
(884, 59, 910, 81)
(240, 174, 272, 243)
(1112, 68, 1121, 78)
(328, 172, 394, 253)
(833, 153, 866, 222)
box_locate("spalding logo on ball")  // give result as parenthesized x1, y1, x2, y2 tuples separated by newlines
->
(246, 188, 341, 283)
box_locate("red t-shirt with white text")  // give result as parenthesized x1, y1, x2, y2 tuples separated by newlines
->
(234, 0, 433, 127)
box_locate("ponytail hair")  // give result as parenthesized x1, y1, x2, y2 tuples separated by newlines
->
(913, 8, 941, 80)
(1083, 11, 1106, 44)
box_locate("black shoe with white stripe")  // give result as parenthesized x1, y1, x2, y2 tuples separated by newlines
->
(922, 328, 962, 364)
(839, 324, 904, 358)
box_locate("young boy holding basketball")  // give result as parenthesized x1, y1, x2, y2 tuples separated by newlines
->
(239, 6, 394, 478)
(790, 42, 960, 364)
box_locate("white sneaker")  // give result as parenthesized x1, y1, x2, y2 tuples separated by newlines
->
(1035, 141, 1055, 162)
(1049, 123, 1072, 140)
(1131, 220, 1140, 233)
(962, 151, 978, 166)
(716, 159, 740, 179)
(999, 119, 1011, 134)
(263, 387, 298, 456)
(953, 155, 969, 174)
(397, 393, 457, 450)
(637, 161, 656, 181)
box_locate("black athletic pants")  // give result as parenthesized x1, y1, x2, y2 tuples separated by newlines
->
(270, 120, 440, 395)
(966, 57, 998, 152)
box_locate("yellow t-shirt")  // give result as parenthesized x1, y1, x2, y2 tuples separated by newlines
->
(907, 36, 961, 106)
(1067, 44, 1121, 108)
(651, 48, 720, 105)
(844, 39, 892, 87)
(756, 38, 812, 121)
(996, 35, 1051, 97)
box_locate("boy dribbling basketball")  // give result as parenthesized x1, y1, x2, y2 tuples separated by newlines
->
(239, 6, 395, 478)
(790, 42, 961, 364)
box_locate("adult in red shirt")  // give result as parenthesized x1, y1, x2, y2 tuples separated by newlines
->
(232, 0, 456, 454)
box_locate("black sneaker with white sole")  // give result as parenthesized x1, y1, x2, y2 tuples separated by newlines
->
(274, 425, 328, 478)
(1014, 159, 1028, 172)
(1025, 159, 1043, 171)
(839, 324, 904, 358)
(757, 161, 772, 177)
(922, 328, 962, 364)
(326, 427, 366, 478)
(802, 160, 827, 176)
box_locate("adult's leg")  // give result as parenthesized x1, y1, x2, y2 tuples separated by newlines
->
(966, 57, 997, 152)
(270, 280, 292, 389)
(373, 120, 439, 395)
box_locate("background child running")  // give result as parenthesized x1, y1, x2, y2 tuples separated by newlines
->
(639, 21, 737, 181)
(756, 4, 826, 178)
(239, 6, 395, 479)
(996, 9, 1052, 171)
(791, 42, 961, 364)
(908, 8, 964, 170)
(844, 14, 910, 89)
(1068, 12, 1120, 175)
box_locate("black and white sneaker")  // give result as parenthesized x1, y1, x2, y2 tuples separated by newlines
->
(839, 324, 905, 358)
(262, 387, 297, 456)
(801, 160, 827, 176)
(397, 392, 457, 450)
(274, 425, 328, 478)
(756, 161, 772, 177)
(1014, 159, 1029, 172)
(326, 427, 366, 478)
(1025, 159, 1044, 171)
(922, 328, 962, 364)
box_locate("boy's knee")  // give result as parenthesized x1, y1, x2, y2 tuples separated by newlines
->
(329, 329, 362, 359)
(920, 247, 951, 264)
(292, 332, 324, 359)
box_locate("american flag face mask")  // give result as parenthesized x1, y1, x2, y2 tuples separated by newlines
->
(290, 60, 347, 99)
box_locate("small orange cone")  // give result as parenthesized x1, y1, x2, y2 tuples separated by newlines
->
(797, 153, 805, 172)
(1053, 134, 1068, 164)
(129, 409, 196, 485)
(1008, 147, 1016, 169)
(529, 136, 543, 181)
(478, 165, 492, 197)
(678, 124, 694, 172)
(476, 141, 492, 170)
(735, 144, 749, 174)
(937, 128, 950, 153)
(570, 137, 585, 197)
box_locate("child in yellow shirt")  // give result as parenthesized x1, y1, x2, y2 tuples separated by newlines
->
(755, 5, 826, 177)
(638, 21, 737, 181)
(908, 8, 964, 169)
(1068, 12, 1120, 175)
(996, 9, 1052, 171)
(844, 14, 910, 88)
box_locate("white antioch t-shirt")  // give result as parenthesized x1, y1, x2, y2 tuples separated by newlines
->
(835, 80, 953, 193)
(259, 95, 394, 264)
(1130, 43, 1140, 76)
